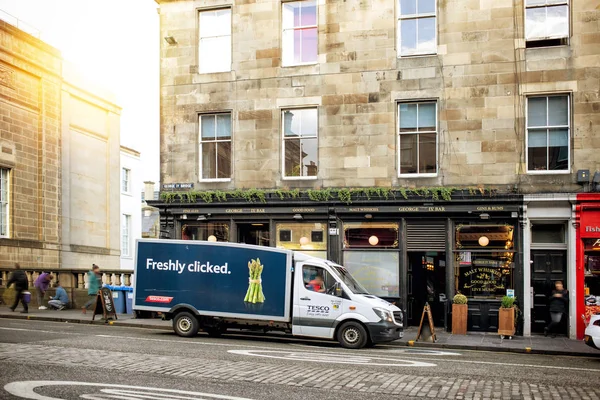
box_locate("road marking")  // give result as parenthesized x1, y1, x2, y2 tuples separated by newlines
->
(3, 381, 254, 400)
(228, 349, 437, 367)
(0, 327, 82, 336)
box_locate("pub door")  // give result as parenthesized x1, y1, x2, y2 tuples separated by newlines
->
(407, 252, 446, 326)
(238, 223, 270, 246)
(531, 250, 567, 334)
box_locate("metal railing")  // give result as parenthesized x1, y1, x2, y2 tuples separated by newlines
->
(0, 9, 40, 38)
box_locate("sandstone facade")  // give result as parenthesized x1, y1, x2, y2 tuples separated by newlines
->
(158, 0, 600, 193)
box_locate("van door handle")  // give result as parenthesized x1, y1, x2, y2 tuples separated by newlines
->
(300, 297, 311, 301)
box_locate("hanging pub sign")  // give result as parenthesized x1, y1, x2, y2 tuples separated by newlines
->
(92, 287, 118, 322)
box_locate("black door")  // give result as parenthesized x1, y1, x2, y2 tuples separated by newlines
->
(531, 250, 567, 334)
(407, 252, 446, 326)
(237, 223, 270, 246)
(468, 301, 499, 332)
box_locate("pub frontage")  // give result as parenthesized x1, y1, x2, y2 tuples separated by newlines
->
(151, 191, 524, 333)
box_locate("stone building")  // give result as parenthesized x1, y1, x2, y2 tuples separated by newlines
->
(120, 146, 142, 270)
(155, 0, 600, 337)
(0, 18, 122, 273)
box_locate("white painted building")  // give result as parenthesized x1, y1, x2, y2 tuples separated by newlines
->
(120, 146, 142, 270)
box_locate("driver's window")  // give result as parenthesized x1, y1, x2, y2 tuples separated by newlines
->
(303, 265, 334, 294)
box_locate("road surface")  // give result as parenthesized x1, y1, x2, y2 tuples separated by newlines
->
(0, 318, 598, 399)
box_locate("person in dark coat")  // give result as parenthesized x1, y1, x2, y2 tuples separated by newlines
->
(7, 263, 29, 314)
(544, 280, 568, 337)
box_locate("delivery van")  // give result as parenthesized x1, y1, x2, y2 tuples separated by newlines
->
(133, 239, 403, 349)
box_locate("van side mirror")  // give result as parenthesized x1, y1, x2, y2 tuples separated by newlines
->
(332, 282, 342, 297)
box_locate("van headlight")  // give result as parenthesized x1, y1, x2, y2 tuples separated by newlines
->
(373, 308, 393, 323)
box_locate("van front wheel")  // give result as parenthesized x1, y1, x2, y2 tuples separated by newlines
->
(173, 311, 199, 337)
(337, 321, 368, 349)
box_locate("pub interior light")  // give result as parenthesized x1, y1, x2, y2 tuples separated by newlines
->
(479, 213, 490, 220)
(207, 235, 217, 242)
(369, 235, 379, 246)
(365, 214, 373, 219)
(478, 236, 490, 247)
(299, 236, 309, 246)
(197, 215, 207, 221)
(293, 213, 303, 220)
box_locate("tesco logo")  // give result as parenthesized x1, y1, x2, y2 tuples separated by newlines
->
(145, 296, 173, 303)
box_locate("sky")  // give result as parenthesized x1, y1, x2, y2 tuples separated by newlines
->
(0, 0, 160, 185)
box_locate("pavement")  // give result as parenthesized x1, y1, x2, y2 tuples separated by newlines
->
(0, 318, 599, 400)
(0, 305, 597, 357)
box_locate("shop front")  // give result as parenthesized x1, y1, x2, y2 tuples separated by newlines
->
(575, 194, 600, 339)
(154, 195, 523, 333)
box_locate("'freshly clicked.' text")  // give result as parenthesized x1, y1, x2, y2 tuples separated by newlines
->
(145, 259, 231, 274)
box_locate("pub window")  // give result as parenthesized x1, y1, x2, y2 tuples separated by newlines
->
(282, 108, 318, 179)
(454, 224, 515, 298)
(526, 94, 570, 173)
(182, 223, 230, 241)
(343, 222, 400, 298)
(525, 0, 569, 48)
(398, 101, 437, 176)
(276, 222, 326, 259)
(199, 113, 232, 181)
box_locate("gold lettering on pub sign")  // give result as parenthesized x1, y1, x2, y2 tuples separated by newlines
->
(463, 267, 505, 292)
(398, 207, 419, 212)
(349, 207, 379, 212)
(225, 209, 243, 213)
(476, 206, 504, 211)
(292, 208, 316, 213)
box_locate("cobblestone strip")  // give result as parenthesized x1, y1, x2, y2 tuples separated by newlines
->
(0, 343, 597, 400)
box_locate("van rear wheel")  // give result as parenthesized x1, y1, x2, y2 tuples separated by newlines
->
(173, 311, 199, 337)
(337, 321, 368, 349)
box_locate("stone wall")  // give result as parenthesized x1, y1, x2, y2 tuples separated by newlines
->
(0, 20, 62, 269)
(158, 0, 600, 193)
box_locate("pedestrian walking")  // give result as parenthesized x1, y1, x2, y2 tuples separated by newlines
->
(7, 263, 29, 314)
(48, 281, 69, 310)
(33, 272, 54, 310)
(544, 280, 568, 337)
(82, 264, 101, 314)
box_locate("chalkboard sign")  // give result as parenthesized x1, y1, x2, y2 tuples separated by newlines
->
(92, 287, 118, 322)
(415, 303, 436, 342)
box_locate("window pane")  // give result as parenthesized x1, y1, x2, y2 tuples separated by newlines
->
(301, 137, 318, 176)
(546, 5, 568, 38)
(528, 130, 548, 170)
(457, 254, 514, 298)
(400, 133, 417, 174)
(400, 18, 417, 55)
(282, 2, 299, 29)
(202, 142, 217, 179)
(400, 0, 417, 15)
(548, 96, 568, 126)
(276, 222, 327, 251)
(525, 7, 546, 40)
(199, 11, 219, 38)
(548, 128, 568, 170)
(182, 223, 230, 241)
(526, 0, 547, 6)
(417, 0, 435, 15)
(294, 29, 302, 64)
(417, 17, 436, 53)
(399, 103, 418, 132)
(527, 97, 547, 127)
(532, 224, 565, 244)
(419, 133, 436, 173)
(284, 138, 301, 176)
(214, 9, 231, 36)
(216, 114, 231, 139)
(217, 141, 231, 178)
(344, 251, 400, 297)
(283, 110, 297, 137)
(300, 1, 317, 26)
(282, 29, 295, 66)
(300, 108, 318, 137)
(201, 115, 216, 139)
(301, 28, 318, 63)
(199, 36, 231, 73)
(418, 102, 436, 131)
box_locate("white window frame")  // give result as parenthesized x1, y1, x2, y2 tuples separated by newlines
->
(121, 168, 131, 194)
(121, 214, 131, 257)
(525, 0, 569, 42)
(198, 7, 232, 74)
(199, 113, 232, 182)
(281, 107, 319, 180)
(282, 0, 318, 67)
(397, 101, 438, 178)
(0, 168, 10, 238)
(397, 0, 437, 57)
(525, 94, 571, 175)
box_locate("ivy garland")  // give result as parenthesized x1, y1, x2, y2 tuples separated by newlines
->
(158, 186, 497, 204)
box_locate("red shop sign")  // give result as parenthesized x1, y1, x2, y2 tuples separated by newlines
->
(580, 211, 600, 238)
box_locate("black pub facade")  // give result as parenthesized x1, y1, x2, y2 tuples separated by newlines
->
(150, 190, 524, 333)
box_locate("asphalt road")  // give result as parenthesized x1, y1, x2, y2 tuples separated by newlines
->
(0, 318, 599, 400)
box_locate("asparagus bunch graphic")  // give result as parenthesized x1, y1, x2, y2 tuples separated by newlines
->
(244, 258, 265, 304)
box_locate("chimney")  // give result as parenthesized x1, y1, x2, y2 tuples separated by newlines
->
(144, 181, 155, 201)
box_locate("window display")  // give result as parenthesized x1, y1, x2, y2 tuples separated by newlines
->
(276, 222, 327, 259)
(182, 223, 229, 241)
(584, 239, 600, 320)
(454, 224, 515, 298)
(343, 251, 399, 297)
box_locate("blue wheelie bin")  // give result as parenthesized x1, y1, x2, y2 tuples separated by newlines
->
(123, 286, 134, 314)
(105, 284, 125, 314)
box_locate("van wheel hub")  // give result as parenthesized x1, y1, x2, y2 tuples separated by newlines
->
(343, 327, 360, 343)
(178, 316, 192, 332)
